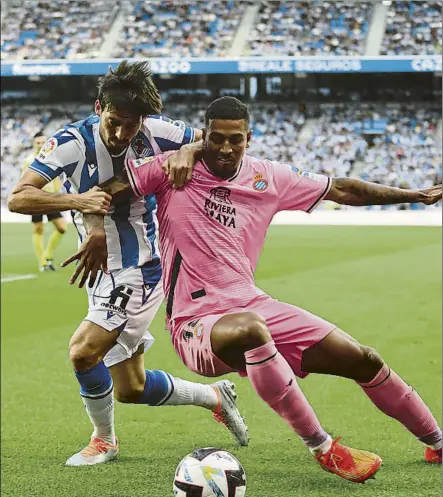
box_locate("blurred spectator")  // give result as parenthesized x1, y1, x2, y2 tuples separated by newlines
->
(1, 102, 441, 211)
(1, 0, 441, 60)
(1, 0, 119, 60)
(1, 104, 91, 201)
(113, 0, 248, 58)
(247, 1, 371, 56)
(360, 107, 442, 193)
(381, 1, 442, 55)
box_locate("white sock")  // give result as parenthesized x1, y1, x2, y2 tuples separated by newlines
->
(309, 435, 333, 456)
(427, 440, 442, 451)
(161, 377, 218, 410)
(81, 390, 116, 445)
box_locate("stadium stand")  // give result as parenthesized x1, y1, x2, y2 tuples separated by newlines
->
(112, 0, 250, 58)
(1, 0, 119, 60)
(246, 1, 372, 56)
(381, 1, 442, 55)
(1, 0, 442, 59)
(3, 103, 441, 210)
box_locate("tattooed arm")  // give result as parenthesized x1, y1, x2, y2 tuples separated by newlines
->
(326, 178, 442, 206)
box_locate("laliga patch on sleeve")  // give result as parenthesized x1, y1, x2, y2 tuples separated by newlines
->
(38, 137, 58, 160)
(291, 166, 320, 182)
(173, 119, 186, 130)
(131, 156, 156, 168)
(300, 170, 321, 182)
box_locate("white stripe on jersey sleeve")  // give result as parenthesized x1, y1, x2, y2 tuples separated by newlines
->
(144, 116, 194, 152)
(30, 130, 85, 182)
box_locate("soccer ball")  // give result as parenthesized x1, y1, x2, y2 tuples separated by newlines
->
(173, 447, 247, 496)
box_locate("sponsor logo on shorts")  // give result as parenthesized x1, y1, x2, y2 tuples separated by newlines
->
(182, 320, 204, 341)
(38, 138, 58, 160)
(252, 173, 268, 192)
(204, 187, 236, 229)
(101, 302, 128, 319)
(101, 285, 133, 320)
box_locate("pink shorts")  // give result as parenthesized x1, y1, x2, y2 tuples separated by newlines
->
(172, 294, 336, 378)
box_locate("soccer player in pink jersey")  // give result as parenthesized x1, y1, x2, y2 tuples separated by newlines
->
(68, 97, 442, 482)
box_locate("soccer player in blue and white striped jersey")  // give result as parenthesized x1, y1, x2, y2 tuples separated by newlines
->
(8, 61, 248, 466)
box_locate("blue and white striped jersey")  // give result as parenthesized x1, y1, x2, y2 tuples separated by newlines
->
(29, 114, 196, 275)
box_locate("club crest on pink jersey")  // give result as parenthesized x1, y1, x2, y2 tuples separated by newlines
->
(252, 174, 268, 192)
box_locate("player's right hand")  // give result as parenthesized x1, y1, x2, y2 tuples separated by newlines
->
(418, 184, 442, 205)
(75, 186, 112, 214)
(61, 228, 108, 288)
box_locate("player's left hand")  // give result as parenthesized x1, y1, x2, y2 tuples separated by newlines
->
(61, 228, 108, 288)
(162, 141, 203, 189)
(418, 184, 442, 205)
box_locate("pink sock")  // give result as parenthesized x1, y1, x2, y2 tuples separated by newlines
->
(359, 363, 441, 444)
(245, 340, 329, 449)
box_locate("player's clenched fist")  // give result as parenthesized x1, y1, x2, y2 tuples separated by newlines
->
(74, 186, 112, 214)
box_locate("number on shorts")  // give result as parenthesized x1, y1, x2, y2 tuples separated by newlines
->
(109, 285, 133, 310)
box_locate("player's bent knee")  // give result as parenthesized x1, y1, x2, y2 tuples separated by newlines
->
(56, 225, 67, 235)
(69, 334, 106, 372)
(235, 312, 271, 350)
(358, 345, 384, 382)
(69, 342, 100, 371)
(33, 224, 43, 235)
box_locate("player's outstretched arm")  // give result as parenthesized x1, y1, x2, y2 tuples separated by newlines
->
(325, 178, 442, 206)
(8, 170, 112, 215)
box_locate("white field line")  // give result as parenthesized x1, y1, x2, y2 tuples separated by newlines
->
(1, 274, 37, 283)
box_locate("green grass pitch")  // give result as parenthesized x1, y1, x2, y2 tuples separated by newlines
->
(1, 223, 441, 497)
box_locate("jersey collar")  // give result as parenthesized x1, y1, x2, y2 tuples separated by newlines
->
(201, 158, 243, 183)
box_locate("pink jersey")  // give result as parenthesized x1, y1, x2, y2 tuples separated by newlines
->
(126, 153, 331, 326)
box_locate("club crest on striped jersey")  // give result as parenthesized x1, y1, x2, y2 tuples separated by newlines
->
(252, 174, 268, 192)
(131, 132, 154, 157)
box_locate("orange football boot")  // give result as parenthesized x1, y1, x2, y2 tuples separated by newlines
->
(424, 447, 442, 464)
(315, 437, 382, 483)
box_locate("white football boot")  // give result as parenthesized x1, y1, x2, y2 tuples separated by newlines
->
(65, 437, 119, 466)
(211, 380, 249, 446)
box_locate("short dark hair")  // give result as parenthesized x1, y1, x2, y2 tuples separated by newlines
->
(97, 60, 163, 116)
(33, 131, 44, 139)
(205, 96, 250, 126)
